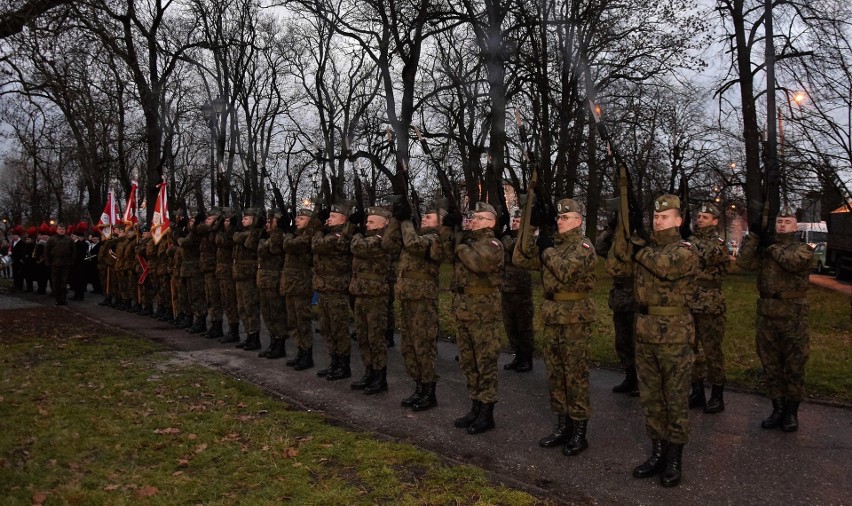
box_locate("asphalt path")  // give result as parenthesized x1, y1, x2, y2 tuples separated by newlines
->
(3, 290, 850, 505)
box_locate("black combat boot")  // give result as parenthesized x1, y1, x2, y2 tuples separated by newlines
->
(188, 315, 207, 334)
(242, 332, 262, 351)
(327, 354, 351, 381)
(503, 353, 522, 370)
(138, 304, 153, 316)
(563, 419, 589, 456)
(761, 399, 785, 429)
(294, 347, 314, 371)
(660, 443, 684, 487)
(515, 352, 533, 373)
(454, 400, 481, 428)
(259, 338, 283, 358)
(412, 382, 437, 412)
(539, 414, 571, 448)
(781, 401, 800, 432)
(265, 338, 287, 359)
(704, 384, 725, 414)
(401, 382, 423, 407)
(220, 322, 240, 343)
(317, 354, 339, 377)
(633, 440, 668, 478)
(98, 295, 112, 306)
(286, 348, 304, 367)
(364, 367, 388, 395)
(466, 402, 495, 435)
(204, 320, 224, 340)
(351, 366, 375, 390)
(687, 380, 706, 409)
(177, 314, 194, 329)
(612, 366, 639, 396)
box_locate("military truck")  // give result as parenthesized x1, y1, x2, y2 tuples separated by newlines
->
(826, 203, 852, 280)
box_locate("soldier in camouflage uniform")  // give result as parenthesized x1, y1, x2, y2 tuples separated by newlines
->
(736, 206, 813, 433)
(155, 229, 173, 320)
(257, 209, 288, 359)
(98, 231, 118, 307)
(442, 202, 504, 435)
(349, 206, 395, 395)
(136, 226, 155, 315)
(171, 224, 190, 327)
(514, 199, 596, 456)
(45, 223, 75, 306)
(181, 215, 208, 334)
(216, 209, 241, 342)
(121, 226, 140, 311)
(282, 206, 316, 370)
(687, 203, 729, 414)
(501, 208, 535, 372)
(232, 208, 264, 350)
(196, 209, 224, 339)
(383, 201, 446, 411)
(112, 226, 130, 309)
(628, 194, 698, 488)
(312, 201, 354, 381)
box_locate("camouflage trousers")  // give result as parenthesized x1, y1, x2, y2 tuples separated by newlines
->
(318, 292, 351, 356)
(184, 275, 206, 318)
(140, 276, 155, 306)
(260, 287, 287, 339)
(204, 272, 222, 321)
(456, 316, 502, 404)
(157, 274, 171, 313)
(692, 312, 726, 385)
(756, 314, 809, 401)
(502, 292, 535, 355)
(613, 311, 636, 368)
(543, 323, 591, 420)
(117, 270, 130, 301)
(386, 284, 396, 336)
(235, 279, 260, 333)
(217, 274, 239, 326)
(354, 295, 389, 369)
(287, 295, 313, 350)
(175, 276, 188, 315)
(635, 341, 694, 444)
(98, 266, 108, 296)
(400, 299, 439, 383)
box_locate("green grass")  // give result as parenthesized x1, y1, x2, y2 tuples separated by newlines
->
(0, 307, 548, 505)
(437, 259, 852, 403)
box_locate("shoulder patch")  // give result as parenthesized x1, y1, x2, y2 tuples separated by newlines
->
(490, 239, 502, 249)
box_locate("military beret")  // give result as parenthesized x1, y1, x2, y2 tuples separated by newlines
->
(698, 202, 720, 217)
(556, 198, 585, 215)
(329, 200, 354, 217)
(139, 225, 150, 233)
(473, 201, 497, 217)
(243, 207, 262, 217)
(208, 206, 223, 217)
(654, 194, 681, 211)
(220, 207, 235, 218)
(366, 206, 390, 219)
(296, 206, 314, 217)
(267, 208, 286, 220)
(778, 205, 796, 218)
(423, 201, 447, 218)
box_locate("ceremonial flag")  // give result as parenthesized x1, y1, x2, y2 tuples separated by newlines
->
(137, 254, 150, 285)
(152, 181, 170, 245)
(123, 180, 139, 226)
(97, 189, 117, 239)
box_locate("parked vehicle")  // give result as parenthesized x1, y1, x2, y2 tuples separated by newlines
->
(826, 203, 852, 281)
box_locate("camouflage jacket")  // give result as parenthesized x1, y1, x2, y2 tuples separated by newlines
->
(383, 219, 441, 301)
(604, 248, 637, 313)
(633, 226, 698, 344)
(513, 228, 596, 325)
(449, 227, 504, 322)
(144, 236, 159, 271)
(256, 229, 284, 289)
(179, 229, 201, 278)
(156, 238, 170, 276)
(736, 232, 812, 319)
(232, 228, 261, 281)
(214, 224, 235, 279)
(170, 241, 182, 277)
(100, 238, 117, 269)
(122, 234, 139, 273)
(688, 225, 728, 314)
(350, 228, 392, 297)
(312, 224, 352, 293)
(196, 223, 217, 274)
(45, 234, 74, 267)
(501, 231, 532, 294)
(113, 236, 129, 271)
(134, 237, 149, 274)
(280, 229, 313, 296)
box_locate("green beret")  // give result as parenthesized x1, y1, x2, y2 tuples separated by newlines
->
(473, 201, 497, 217)
(556, 198, 585, 215)
(698, 202, 720, 217)
(654, 194, 681, 211)
(366, 206, 391, 219)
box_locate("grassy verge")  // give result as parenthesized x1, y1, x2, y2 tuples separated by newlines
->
(0, 307, 547, 505)
(438, 260, 852, 404)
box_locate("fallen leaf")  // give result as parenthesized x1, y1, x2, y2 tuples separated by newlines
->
(172, 471, 184, 477)
(177, 459, 190, 467)
(138, 485, 159, 497)
(187, 433, 197, 440)
(261, 445, 270, 451)
(283, 447, 299, 458)
(320, 443, 333, 448)
(37, 407, 48, 416)
(103, 484, 120, 491)
(32, 491, 47, 505)
(292, 462, 302, 468)
(195, 443, 207, 454)
(237, 402, 247, 408)
(153, 427, 181, 435)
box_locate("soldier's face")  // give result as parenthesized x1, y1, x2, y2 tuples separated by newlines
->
(56, 226, 66, 235)
(556, 213, 582, 234)
(366, 215, 388, 231)
(653, 209, 682, 232)
(421, 213, 439, 228)
(205, 215, 217, 226)
(776, 216, 797, 234)
(470, 212, 495, 231)
(295, 215, 310, 229)
(326, 212, 347, 227)
(511, 217, 521, 231)
(242, 215, 253, 228)
(696, 212, 718, 229)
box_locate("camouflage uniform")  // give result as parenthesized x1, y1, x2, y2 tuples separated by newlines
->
(45, 231, 74, 305)
(606, 250, 638, 392)
(123, 230, 141, 307)
(113, 233, 130, 306)
(155, 235, 172, 318)
(257, 222, 287, 346)
(136, 233, 155, 313)
(233, 214, 262, 345)
(215, 215, 240, 338)
(312, 216, 353, 375)
(501, 230, 535, 370)
(280, 214, 315, 365)
(197, 217, 222, 331)
(172, 236, 189, 322)
(737, 223, 812, 429)
(180, 226, 206, 324)
(98, 236, 118, 303)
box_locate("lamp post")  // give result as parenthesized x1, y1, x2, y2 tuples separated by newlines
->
(201, 96, 226, 207)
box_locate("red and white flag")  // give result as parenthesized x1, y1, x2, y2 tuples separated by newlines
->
(97, 189, 117, 239)
(151, 181, 170, 245)
(123, 180, 139, 226)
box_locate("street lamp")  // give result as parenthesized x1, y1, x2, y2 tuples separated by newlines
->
(778, 90, 807, 196)
(202, 96, 226, 206)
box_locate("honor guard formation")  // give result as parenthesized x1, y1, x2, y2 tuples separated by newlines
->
(4, 194, 814, 488)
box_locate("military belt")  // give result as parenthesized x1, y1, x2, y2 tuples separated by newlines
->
(545, 292, 589, 301)
(612, 277, 634, 289)
(401, 271, 433, 281)
(638, 305, 690, 316)
(355, 272, 386, 281)
(454, 286, 497, 295)
(696, 280, 722, 290)
(759, 290, 807, 300)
